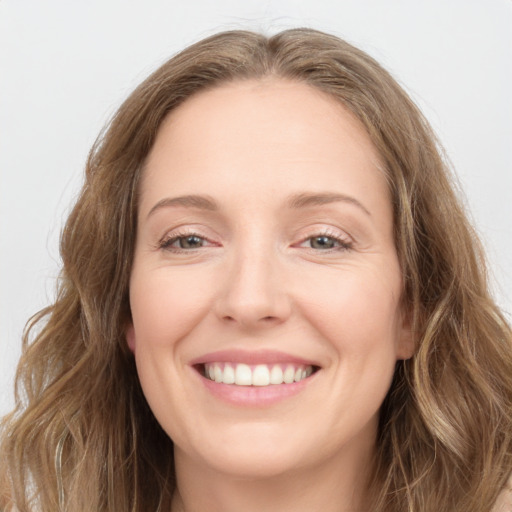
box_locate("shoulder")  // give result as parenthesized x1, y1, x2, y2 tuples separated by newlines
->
(493, 474, 512, 512)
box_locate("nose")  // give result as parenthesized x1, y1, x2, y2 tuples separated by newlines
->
(213, 247, 292, 329)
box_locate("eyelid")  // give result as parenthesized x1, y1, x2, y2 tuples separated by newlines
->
(295, 225, 352, 241)
(155, 224, 354, 253)
(157, 226, 221, 252)
(292, 226, 354, 251)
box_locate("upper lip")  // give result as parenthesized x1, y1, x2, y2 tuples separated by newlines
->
(189, 349, 321, 367)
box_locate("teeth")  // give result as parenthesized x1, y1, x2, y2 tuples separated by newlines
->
(283, 366, 295, 384)
(235, 364, 252, 386)
(269, 365, 283, 384)
(223, 364, 235, 384)
(203, 363, 314, 386)
(252, 365, 270, 386)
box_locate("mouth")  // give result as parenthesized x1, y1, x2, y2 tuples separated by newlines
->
(196, 362, 319, 387)
(190, 350, 321, 406)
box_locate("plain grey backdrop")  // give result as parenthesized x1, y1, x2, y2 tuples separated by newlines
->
(1, 0, 511, 416)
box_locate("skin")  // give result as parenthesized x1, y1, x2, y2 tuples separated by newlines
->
(127, 79, 414, 512)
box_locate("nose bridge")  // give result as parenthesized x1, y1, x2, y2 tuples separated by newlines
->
(216, 233, 290, 327)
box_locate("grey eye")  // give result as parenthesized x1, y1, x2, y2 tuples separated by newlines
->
(178, 235, 205, 249)
(309, 236, 338, 249)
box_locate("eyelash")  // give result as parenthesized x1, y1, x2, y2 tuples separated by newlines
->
(297, 230, 353, 252)
(158, 230, 215, 253)
(158, 229, 353, 254)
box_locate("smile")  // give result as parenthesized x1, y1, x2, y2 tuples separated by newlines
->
(191, 350, 321, 406)
(203, 362, 315, 386)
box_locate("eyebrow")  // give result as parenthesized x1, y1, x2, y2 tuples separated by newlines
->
(287, 192, 371, 216)
(146, 191, 371, 219)
(147, 195, 218, 219)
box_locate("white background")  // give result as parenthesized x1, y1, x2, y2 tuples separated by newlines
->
(1, 0, 511, 416)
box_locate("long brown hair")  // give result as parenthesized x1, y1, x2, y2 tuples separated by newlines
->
(1, 28, 511, 511)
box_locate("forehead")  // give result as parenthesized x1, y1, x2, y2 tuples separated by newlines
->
(140, 79, 389, 217)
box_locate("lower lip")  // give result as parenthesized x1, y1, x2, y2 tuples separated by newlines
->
(196, 370, 317, 407)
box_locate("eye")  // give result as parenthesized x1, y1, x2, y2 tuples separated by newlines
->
(298, 233, 352, 251)
(159, 233, 211, 251)
(308, 235, 339, 250)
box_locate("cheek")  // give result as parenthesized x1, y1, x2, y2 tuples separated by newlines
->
(296, 265, 404, 357)
(129, 267, 216, 351)
(127, 268, 218, 438)
(302, 268, 403, 420)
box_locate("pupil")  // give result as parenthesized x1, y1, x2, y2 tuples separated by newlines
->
(180, 236, 202, 249)
(312, 236, 334, 249)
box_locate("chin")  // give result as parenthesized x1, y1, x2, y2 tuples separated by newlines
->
(198, 446, 310, 480)
(177, 420, 337, 480)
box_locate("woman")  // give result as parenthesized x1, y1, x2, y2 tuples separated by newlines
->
(1, 28, 511, 512)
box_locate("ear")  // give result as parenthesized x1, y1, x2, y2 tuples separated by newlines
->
(396, 306, 415, 360)
(126, 323, 136, 354)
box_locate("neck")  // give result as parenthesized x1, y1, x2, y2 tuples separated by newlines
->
(171, 442, 374, 512)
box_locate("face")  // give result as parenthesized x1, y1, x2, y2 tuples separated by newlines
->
(127, 79, 413, 479)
